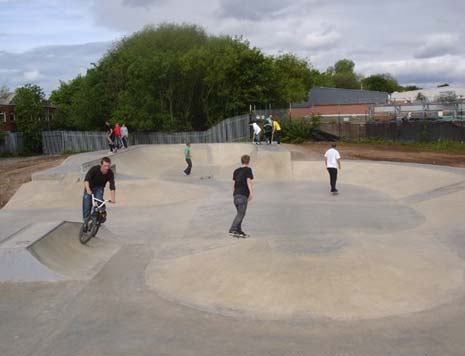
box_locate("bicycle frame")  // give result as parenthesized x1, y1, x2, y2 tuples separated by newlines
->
(92, 195, 109, 210)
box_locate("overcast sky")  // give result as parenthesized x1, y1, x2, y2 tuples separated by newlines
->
(1, 0, 465, 95)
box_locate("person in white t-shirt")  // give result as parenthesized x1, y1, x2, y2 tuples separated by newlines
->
(251, 122, 262, 145)
(324, 143, 341, 193)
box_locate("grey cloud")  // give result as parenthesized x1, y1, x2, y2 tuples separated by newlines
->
(358, 56, 465, 87)
(7, 0, 465, 92)
(218, 0, 292, 20)
(414, 34, 461, 59)
(122, 0, 163, 7)
(0, 42, 112, 95)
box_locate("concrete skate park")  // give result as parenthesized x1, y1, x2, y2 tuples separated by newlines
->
(1, 143, 465, 356)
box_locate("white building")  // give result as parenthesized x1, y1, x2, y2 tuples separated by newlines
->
(391, 86, 465, 103)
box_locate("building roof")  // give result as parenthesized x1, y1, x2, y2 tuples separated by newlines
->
(391, 86, 465, 102)
(0, 92, 15, 106)
(293, 87, 389, 108)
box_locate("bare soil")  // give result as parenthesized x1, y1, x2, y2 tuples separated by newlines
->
(0, 155, 67, 208)
(285, 142, 465, 168)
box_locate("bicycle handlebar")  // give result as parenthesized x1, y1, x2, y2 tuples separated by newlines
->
(91, 195, 112, 207)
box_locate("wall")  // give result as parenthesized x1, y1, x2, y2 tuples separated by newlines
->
(291, 104, 371, 118)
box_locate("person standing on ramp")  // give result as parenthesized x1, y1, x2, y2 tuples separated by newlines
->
(229, 155, 254, 238)
(324, 143, 341, 193)
(183, 143, 192, 176)
(272, 118, 282, 144)
(251, 122, 262, 145)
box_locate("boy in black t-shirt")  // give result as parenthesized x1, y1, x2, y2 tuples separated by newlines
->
(82, 157, 116, 226)
(229, 155, 254, 238)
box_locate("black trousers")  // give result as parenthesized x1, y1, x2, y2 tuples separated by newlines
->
(274, 130, 281, 144)
(327, 168, 338, 191)
(184, 159, 192, 175)
(265, 131, 272, 144)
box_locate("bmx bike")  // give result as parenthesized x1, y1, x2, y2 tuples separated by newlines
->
(79, 194, 111, 245)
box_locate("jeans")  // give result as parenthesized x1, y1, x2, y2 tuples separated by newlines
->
(115, 136, 123, 149)
(122, 136, 128, 148)
(327, 168, 338, 192)
(184, 159, 192, 175)
(254, 133, 261, 144)
(82, 187, 104, 221)
(230, 195, 248, 232)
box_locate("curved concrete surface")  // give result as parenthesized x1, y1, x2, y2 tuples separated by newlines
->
(2, 143, 465, 322)
(0, 221, 119, 282)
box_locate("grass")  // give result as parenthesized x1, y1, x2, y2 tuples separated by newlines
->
(343, 138, 465, 154)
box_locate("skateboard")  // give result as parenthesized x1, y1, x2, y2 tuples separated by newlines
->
(229, 231, 250, 238)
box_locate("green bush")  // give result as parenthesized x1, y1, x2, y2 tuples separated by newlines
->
(281, 116, 321, 144)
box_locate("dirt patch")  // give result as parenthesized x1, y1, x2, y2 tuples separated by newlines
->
(285, 142, 465, 168)
(0, 155, 67, 208)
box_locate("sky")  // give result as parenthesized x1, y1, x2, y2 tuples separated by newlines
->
(1, 0, 465, 95)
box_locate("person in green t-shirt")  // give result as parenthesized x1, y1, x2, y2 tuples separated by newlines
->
(183, 143, 192, 176)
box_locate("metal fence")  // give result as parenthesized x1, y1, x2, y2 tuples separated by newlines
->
(365, 121, 465, 142)
(0, 132, 23, 154)
(42, 115, 250, 155)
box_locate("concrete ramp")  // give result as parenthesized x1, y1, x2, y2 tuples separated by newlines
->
(110, 144, 294, 181)
(0, 221, 119, 282)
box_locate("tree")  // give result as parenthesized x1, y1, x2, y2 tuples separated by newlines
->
(416, 92, 427, 102)
(438, 92, 457, 103)
(437, 83, 449, 88)
(272, 54, 314, 105)
(325, 59, 361, 89)
(362, 74, 400, 93)
(14, 84, 46, 153)
(50, 23, 316, 132)
(402, 85, 422, 91)
(0, 85, 9, 97)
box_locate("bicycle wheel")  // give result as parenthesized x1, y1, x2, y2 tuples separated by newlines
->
(79, 217, 96, 245)
(90, 219, 100, 238)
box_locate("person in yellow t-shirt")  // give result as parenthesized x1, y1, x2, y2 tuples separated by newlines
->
(272, 119, 282, 144)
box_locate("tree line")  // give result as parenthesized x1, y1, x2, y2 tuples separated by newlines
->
(9, 23, 429, 149)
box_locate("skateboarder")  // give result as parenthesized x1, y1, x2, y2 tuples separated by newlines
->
(104, 121, 116, 153)
(82, 157, 116, 229)
(324, 143, 341, 193)
(183, 143, 192, 176)
(251, 122, 262, 145)
(229, 154, 254, 238)
(272, 118, 282, 144)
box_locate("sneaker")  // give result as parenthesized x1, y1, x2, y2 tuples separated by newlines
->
(235, 231, 249, 238)
(183, 172, 187, 176)
(229, 230, 239, 237)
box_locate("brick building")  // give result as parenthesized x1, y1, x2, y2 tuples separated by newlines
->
(291, 87, 389, 122)
(0, 92, 56, 131)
